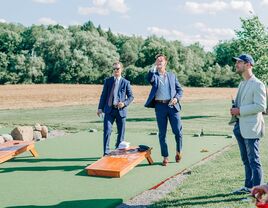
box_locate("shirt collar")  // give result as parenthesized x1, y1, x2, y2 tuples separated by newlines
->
(114, 76, 122, 81)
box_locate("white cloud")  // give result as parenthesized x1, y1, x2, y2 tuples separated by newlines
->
(185, 1, 228, 14)
(185, 0, 254, 14)
(147, 25, 235, 51)
(194, 22, 235, 37)
(78, 0, 129, 16)
(78, 7, 109, 15)
(33, 0, 56, 4)
(0, 18, 7, 23)
(106, 0, 128, 13)
(261, 0, 268, 5)
(37, 17, 57, 25)
(230, 1, 254, 14)
(93, 0, 106, 6)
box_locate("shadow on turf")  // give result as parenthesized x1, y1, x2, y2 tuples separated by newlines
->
(90, 115, 215, 123)
(10, 156, 101, 163)
(151, 193, 247, 207)
(6, 198, 123, 208)
(0, 157, 100, 173)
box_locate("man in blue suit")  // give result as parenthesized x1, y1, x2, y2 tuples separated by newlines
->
(97, 61, 134, 155)
(145, 54, 183, 166)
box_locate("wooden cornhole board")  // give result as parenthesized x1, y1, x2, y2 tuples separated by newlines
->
(85, 147, 153, 178)
(0, 140, 38, 163)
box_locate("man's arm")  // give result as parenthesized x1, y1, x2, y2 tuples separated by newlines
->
(98, 79, 108, 112)
(123, 81, 134, 107)
(147, 66, 157, 85)
(174, 75, 183, 101)
(240, 82, 266, 116)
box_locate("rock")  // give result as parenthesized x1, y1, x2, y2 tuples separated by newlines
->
(33, 131, 42, 141)
(2, 134, 13, 141)
(34, 123, 42, 131)
(89, 128, 97, 133)
(41, 125, 48, 138)
(200, 148, 209, 153)
(149, 132, 158, 135)
(48, 130, 65, 138)
(0, 136, 5, 144)
(183, 169, 192, 175)
(11, 126, 33, 141)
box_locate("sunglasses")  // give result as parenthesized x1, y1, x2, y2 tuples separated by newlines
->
(113, 67, 120, 70)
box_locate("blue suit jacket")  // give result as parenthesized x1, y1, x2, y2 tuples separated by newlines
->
(98, 77, 134, 117)
(144, 70, 183, 112)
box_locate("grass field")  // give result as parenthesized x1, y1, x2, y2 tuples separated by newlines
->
(0, 85, 267, 208)
(150, 142, 268, 208)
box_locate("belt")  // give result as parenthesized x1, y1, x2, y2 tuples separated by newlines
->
(112, 105, 119, 109)
(155, 100, 170, 104)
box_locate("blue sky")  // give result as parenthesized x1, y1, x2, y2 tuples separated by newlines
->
(1, 0, 268, 50)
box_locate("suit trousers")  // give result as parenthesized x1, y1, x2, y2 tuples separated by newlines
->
(233, 122, 263, 188)
(103, 108, 126, 155)
(155, 103, 182, 157)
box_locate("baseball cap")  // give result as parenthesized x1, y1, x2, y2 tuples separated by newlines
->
(232, 54, 254, 66)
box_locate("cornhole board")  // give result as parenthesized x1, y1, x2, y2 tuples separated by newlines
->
(85, 147, 153, 178)
(0, 141, 38, 164)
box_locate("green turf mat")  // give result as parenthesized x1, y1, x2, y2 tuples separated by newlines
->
(0, 131, 234, 208)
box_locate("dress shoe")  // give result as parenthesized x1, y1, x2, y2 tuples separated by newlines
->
(162, 157, 169, 166)
(175, 152, 182, 163)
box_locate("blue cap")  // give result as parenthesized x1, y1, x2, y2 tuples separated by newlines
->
(232, 54, 254, 66)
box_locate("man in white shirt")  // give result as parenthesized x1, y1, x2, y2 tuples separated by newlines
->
(231, 54, 266, 194)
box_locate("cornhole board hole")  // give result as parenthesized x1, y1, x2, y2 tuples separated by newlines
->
(0, 141, 38, 163)
(85, 147, 153, 178)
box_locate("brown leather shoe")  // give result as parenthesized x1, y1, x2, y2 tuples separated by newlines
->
(162, 157, 169, 166)
(175, 152, 182, 163)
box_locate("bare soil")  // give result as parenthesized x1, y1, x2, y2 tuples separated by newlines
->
(0, 84, 237, 110)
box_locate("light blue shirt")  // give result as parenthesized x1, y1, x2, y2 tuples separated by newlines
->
(155, 73, 171, 100)
(113, 76, 121, 105)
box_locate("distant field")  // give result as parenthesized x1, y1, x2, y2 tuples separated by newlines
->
(0, 84, 237, 109)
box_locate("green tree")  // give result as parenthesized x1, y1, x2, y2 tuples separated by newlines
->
(0, 28, 22, 54)
(136, 36, 179, 70)
(235, 16, 268, 82)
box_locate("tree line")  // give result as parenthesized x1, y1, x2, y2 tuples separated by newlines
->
(0, 16, 267, 86)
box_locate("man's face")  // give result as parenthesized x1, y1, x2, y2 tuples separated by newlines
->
(113, 63, 122, 77)
(155, 56, 167, 70)
(235, 60, 247, 75)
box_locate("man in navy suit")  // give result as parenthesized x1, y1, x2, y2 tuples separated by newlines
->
(97, 61, 134, 155)
(145, 54, 183, 166)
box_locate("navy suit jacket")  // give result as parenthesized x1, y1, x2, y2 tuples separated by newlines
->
(144, 70, 183, 112)
(98, 77, 134, 117)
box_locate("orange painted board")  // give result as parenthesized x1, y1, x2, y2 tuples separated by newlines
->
(0, 141, 38, 163)
(85, 147, 153, 178)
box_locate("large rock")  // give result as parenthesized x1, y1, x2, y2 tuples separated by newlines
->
(34, 123, 42, 131)
(2, 134, 13, 141)
(41, 125, 48, 138)
(0, 136, 5, 144)
(33, 131, 42, 141)
(11, 126, 33, 141)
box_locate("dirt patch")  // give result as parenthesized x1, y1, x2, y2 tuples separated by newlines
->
(0, 84, 237, 110)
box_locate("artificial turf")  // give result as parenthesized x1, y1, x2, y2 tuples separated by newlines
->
(0, 130, 234, 208)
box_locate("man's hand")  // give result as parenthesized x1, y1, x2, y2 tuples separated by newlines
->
(230, 107, 240, 116)
(117, 102, 125, 109)
(97, 109, 103, 117)
(169, 98, 178, 106)
(251, 185, 268, 203)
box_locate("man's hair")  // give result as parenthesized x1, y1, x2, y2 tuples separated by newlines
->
(113, 61, 123, 69)
(155, 54, 168, 61)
